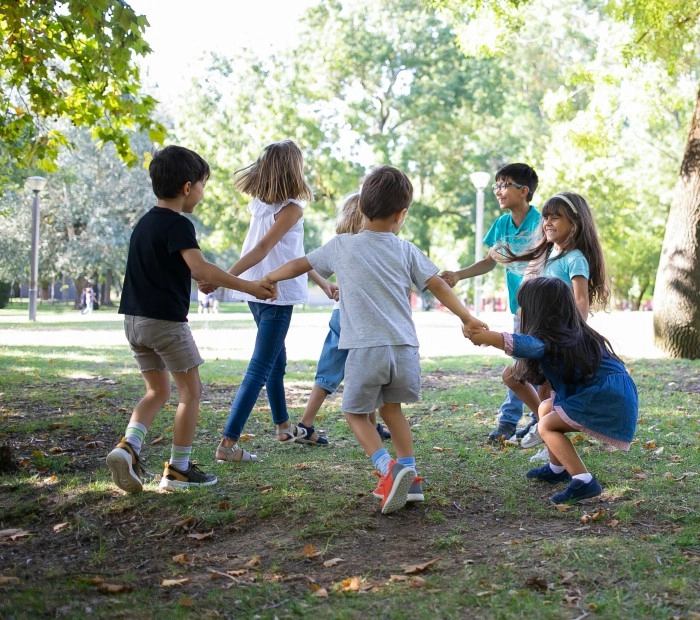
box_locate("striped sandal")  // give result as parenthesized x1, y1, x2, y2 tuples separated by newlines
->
(275, 423, 307, 444)
(215, 442, 258, 463)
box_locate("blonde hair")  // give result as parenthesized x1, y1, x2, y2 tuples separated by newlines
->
(336, 192, 363, 234)
(234, 139, 313, 204)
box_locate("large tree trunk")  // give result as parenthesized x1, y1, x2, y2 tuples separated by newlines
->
(101, 269, 115, 307)
(652, 87, 700, 359)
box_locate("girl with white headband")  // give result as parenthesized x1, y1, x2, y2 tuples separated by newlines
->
(492, 191, 610, 460)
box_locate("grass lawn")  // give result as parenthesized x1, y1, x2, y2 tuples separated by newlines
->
(0, 304, 698, 619)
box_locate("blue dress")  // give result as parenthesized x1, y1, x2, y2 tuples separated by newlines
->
(503, 333, 638, 450)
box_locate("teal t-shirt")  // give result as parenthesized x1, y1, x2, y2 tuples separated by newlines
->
(483, 206, 540, 313)
(541, 248, 589, 284)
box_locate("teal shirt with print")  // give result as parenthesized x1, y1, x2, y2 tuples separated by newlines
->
(483, 205, 540, 313)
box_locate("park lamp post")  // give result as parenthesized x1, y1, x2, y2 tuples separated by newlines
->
(26, 176, 48, 321)
(469, 171, 490, 316)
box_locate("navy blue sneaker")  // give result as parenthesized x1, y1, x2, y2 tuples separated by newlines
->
(526, 463, 572, 483)
(377, 423, 391, 440)
(551, 477, 602, 503)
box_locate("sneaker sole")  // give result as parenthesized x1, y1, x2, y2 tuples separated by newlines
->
(521, 436, 544, 449)
(158, 476, 218, 490)
(407, 492, 425, 502)
(106, 449, 142, 493)
(381, 467, 413, 515)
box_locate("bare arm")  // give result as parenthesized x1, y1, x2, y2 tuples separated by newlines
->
(265, 256, 313, 283)
(228, 203, 303, 276)
(181, 249, 275, 300)
(468, 329, 506, 350)
(571, 275, 590, 321)
(440, 253, 497, 287)
(308, 269, 338, 300)
(425, 274, 488, 332)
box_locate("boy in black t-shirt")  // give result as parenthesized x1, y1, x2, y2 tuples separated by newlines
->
(107, 146, 275, 493)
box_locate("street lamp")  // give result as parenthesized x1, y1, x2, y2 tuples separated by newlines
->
(25, 176, 48, 321)
(469, 171, 490, 316)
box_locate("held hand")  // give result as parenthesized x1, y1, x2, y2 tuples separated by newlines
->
(464, 315, 488, 332)
(440, 271, 459, 288)
(327, 282, 339, 301)
(248, 279, 277, 301)
(197, 280, 217, 294)
(464, 327, 490, 346)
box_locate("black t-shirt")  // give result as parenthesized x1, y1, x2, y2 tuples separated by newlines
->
(118, 207, 199, 322)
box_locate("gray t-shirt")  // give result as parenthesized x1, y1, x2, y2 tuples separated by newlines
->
(307, 231, 439, 349)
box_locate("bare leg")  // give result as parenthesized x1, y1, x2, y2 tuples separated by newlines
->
(502, 364, 540, 417)
(538, 398, 587, 475)
(377, 403, 411, 459)
(299, 385, 330, 427)
(345, 412, 382, 456)
(129, 369, 171, 430)
(170, 368, 203, 447)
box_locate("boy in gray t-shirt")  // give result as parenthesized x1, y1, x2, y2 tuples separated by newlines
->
(264, 165, 487, 514)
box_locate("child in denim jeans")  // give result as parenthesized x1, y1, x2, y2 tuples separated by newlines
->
(210, 140, 335, 464)
(296, 193, 390, 446)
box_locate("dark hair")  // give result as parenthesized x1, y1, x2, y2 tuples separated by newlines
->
(495, 163, 538, 202)
(495, 192, 610, 312)
(513, 277, 619, 385)
(234, 139, 313, 204)
(359, 165, 413, 220)
(149, 145, 210, 199)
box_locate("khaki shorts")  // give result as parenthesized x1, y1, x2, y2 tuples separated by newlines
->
(123, 315, 203, 373)
(342, 345, 421, 414)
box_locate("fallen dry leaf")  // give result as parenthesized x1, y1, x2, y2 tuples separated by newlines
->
(554, 504, 574, 512)
(390, 575, 409, 582)
(227, 569, 247, 577)
(590, 508, 606, 521)
(98, 583, 132, 593)
(340, 576, 363, 591)
(403, 558, 440, 574)
(580, 513, 592, 524)
(608, 519, 620, 528)
(172, 553, 195, 566)
(52, 522, 69, 533)
(240, 433, 256, 442)
(313, 587, 329, 598)
(643, 440, 657, 449)
(244, 556, 261, 568)
(0, 576, 20, 585)
(187, 530, 214, 541)
(0, 529, 31, 541)
(302, 544, 321, 559)
(178, 597, 193, 607)
(218, 501, 231, 510)
(175, 516, 197, 529)
(161, 578, 190, 587)
(409, 576, 427, 587)
(150, 435, 165, 445)
(323, 557, 344, 567)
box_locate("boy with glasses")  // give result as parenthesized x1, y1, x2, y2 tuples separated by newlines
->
(441, 163, 540, 442)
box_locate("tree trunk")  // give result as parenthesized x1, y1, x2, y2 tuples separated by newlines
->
(652, 87, 700, 359)
(73, 276, 88, 310)
(101, 269, 115, 307)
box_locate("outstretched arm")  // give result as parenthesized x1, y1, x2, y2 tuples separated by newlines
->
(440, 253, 497, 288)
(467, 329, 505, 350)
(308, 269, 338, 300)
(265, 256, 313, 284)
(181, 249, 276, 300)
(426, 274, 488, 332)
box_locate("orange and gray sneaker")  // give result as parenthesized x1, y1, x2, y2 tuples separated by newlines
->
(373, 472, 424, 503)
(106, 438, 145, 493)
(158, 461, 217, 490)
(374, 460, 413, 514)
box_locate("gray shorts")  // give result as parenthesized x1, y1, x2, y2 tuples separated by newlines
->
(342, 345, 421, 414)
(123, 315, 203, 373)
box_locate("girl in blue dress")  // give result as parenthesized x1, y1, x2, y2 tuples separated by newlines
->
(467, 277, 638, 503)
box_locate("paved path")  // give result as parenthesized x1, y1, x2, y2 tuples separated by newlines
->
(0, 308, 666, 360)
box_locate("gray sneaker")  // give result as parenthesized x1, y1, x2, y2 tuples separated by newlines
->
(521, 424, 543, 448)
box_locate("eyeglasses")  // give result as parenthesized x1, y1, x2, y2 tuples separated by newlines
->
(492, 182, 526, 192)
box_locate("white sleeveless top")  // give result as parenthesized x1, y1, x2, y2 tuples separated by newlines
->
(230, 198, 308, 305)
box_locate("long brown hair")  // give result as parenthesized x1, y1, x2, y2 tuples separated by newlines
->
(495, 192, 610, 311)
(234, 140, 313, 204)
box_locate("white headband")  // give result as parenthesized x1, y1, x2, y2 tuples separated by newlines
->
(552, 193, 578, 215)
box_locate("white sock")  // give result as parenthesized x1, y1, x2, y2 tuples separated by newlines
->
(124, 422, 147, 454)
(170, 445, 192, 471)
(549, 462, 566, 474)
(573, 472, 593, 484)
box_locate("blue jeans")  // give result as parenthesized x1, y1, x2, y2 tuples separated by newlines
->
(499, 314, 525, 425)
(222, 302, 293, 441)
(314, 309, 347, 394)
